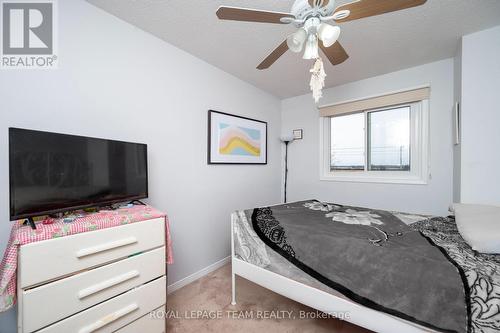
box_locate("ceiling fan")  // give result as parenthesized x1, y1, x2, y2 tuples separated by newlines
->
(216, 0, 427, 70)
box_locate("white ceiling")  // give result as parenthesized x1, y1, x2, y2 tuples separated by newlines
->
(87, 0, 500, 98)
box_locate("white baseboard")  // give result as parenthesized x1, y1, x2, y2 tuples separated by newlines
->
(167, 256, 230, 294)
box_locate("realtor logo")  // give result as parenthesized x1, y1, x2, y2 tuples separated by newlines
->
(1, 1, 57, 69)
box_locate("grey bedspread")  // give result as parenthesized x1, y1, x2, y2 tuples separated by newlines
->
(244, 200, 473, 333)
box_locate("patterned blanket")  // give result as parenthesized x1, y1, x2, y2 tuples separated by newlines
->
(411, 218, 500, 333)
(249, 200, 500, 333)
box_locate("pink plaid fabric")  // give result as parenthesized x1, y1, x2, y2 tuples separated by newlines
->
(0, 205, 173, 312)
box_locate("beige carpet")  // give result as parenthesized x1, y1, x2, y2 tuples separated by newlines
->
(167, 263, 373, 333)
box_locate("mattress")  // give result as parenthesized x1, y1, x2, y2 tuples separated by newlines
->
(231, 203, 437, 332)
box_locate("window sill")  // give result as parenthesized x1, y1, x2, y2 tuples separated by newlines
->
(320, 173, 428, 185)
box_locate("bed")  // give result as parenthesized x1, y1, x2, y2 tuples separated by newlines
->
(230, 200, 500, 333)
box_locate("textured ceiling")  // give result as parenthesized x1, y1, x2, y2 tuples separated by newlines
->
(87, 0, 500, 98)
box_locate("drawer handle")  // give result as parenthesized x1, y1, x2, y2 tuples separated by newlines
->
(76, 237, 138, 258)
(78, 270, 140, 299)
(78, 303, 139, 333)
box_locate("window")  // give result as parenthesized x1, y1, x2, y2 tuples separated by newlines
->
(331, 112, 365, 171)
(368, 106, 410, 171)
(320, 100, 429, 184)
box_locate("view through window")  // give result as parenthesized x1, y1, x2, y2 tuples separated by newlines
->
(330, 106, 410, 172)
(330, 112, 365, 171)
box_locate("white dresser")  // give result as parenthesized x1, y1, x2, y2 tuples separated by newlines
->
(17, 217, 167, 333)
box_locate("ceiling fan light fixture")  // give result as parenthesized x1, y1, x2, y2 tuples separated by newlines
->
(286, 28, 307, 53)
(318, 23, 340, 48)
(303, 34, 319, 60)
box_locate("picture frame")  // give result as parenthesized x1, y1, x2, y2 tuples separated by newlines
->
(453, 102, 461, 145)
(207, 110, 267, 164)
(293, 129, 303, 140)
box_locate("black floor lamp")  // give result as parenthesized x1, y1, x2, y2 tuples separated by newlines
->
(281, 136, 295, 203)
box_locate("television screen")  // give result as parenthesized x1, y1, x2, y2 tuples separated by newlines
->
(9, 128, 148, 220)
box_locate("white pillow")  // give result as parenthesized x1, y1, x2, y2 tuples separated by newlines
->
(453, 203, 500, 254)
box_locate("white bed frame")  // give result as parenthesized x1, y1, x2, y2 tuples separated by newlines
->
(230, 219, 433, 333)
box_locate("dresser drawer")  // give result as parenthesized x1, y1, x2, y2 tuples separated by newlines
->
(115, 305, 165, 333)
(37, 276, 166, 333)
(21, 247, 165, 333)
(19, 218, 165, 288)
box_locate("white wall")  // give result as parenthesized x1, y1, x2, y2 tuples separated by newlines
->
(0, 0, 281, 330)
(281, 59, 455, 216)
(460, 25, 500, 205)
(453, 41, 462, 203)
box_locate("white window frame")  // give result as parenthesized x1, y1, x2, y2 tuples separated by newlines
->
(319, 100, 429, 185)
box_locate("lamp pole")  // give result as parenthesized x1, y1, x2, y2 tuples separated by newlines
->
(284, 140, 289, 203)
(281, 137, 294, 203)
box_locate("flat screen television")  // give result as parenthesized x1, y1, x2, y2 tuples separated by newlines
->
(9, 128, 148, 220)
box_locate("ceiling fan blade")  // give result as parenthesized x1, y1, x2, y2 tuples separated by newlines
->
(308, 0, 330, 8)
(257, 41, 288, 70)
(333, 0, 427, 23)
(320, 41, 349, 66)
(216, 6, 294, 24)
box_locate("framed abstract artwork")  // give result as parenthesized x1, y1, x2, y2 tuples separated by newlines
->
(208, 110, 267, 164)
